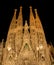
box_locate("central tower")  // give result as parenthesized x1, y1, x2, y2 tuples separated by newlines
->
(2, 6, 51, 65)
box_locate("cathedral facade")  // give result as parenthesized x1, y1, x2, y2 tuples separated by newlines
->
(0, 6, 52, 65)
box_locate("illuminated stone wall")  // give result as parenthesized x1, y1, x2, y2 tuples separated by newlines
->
(2, 6, 51, 65)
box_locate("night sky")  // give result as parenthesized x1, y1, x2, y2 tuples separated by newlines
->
(0, 0, 54, 46)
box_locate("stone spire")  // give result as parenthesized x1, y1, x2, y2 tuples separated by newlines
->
(29, 6, 35, 26)
(2, 6, 51, 65)
(9, 6, 23, 30)
(34, 9, 43, 29)
(34, 9, 51, 65)
(16, 6, 23, 26)
(24, 20, 29, 31)
(23, 20, 29, 39)
(20, 20, 31, 52)
(9, 9, 17, 29)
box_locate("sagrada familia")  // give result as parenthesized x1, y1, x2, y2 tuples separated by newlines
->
(0, 6, 54, 65)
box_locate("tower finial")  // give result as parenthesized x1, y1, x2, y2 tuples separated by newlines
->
(34, 9, 37, 17)
(34, 8, 43, 29)
(14, 9, 17, 12)
(20, 6, 22, 11)
(29, 6, 32, 9)
(34, 9, 37, 13)
(29, 6, 35, 26)
(25, 20, 27, 24)
(16, 6, 23, 26)
(24, 20, 29, 30)
(20, 6, 22, 8)
(14, 9, 17, 14)
(29, 6, 32, 12)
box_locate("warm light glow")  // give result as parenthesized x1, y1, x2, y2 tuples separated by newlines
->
(39, 44, 43, 49)
(36, 47, 39, 51)
(7, 46, 11, 51)
(36, 45, 43, 51)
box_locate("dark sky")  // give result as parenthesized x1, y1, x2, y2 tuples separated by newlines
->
(0, 0, 54, 46)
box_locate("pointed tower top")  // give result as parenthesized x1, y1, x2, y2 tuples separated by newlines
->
(20, 6, 22, 8)
(24, 20, 29, 30)
(34, 8, 43, 30)
(34, 9, 37, 13)
(29, 6, 32, 12)
(29, 6, 32, 9)
(14, 9, 17, 15)
(20, 6, 22, 11)
(9, 9, 17, 30)
(29, 6, 35, 26)
(2, 39, 4, 42)
(23, 20, 29, 38)
(25, 20, 28, 25)
(16, 6, 23, 26)
(14, 9, 17, 12)
(34, 9, 37, 17)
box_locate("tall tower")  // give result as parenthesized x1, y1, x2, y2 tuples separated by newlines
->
(2, 6, 51, 65)
(2, 6, 23, 65)
(29, 6, 51, 65)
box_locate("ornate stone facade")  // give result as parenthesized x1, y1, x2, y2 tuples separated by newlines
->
(0, 6, 52, 65)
